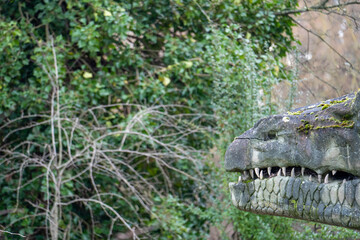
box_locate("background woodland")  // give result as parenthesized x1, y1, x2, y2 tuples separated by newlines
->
(1, 0, 360, 239)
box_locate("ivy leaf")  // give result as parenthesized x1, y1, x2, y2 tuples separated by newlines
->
(159, 76, 171, 86)
(103, 10, 112, 17)
(83, 71, 93, 79)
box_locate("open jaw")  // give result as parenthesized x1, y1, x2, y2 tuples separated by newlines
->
(226, 92, 360, 229)
(229, 163, 360, 229)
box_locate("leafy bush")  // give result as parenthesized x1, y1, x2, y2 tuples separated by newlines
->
(1, 0, 359, 239)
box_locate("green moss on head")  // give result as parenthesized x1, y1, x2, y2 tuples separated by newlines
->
(321, 104, 330, 110)
(330, 98, 349, 104)
(328, 117, 341, 124)
(297, 118, 354, 133)
(341, 120, 354, 127)
(317, 97, 350, 111)
(343, 114, 352, 120)
(297, 120, 313, 134)
(313, 120, 354, 130)
(288, 110, 303, 115)
(315, 124, 354, 130)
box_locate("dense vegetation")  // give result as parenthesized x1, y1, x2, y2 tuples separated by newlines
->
(0, 0, 359, 239)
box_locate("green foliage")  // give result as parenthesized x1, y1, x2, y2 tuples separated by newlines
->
(293, 224, 360, 240)
(205, 24, 292, 150)
(1, 0, 358, 239)
(151, 195, 215, 239)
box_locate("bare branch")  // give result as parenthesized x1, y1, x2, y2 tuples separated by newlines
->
(290, 16, 359, 74)
(275, 1, 360, 16)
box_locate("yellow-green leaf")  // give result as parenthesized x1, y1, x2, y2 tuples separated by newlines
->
(183, 61, 193, 68)
(103, 10, 112, 17)
(159, 76, 171, 86)
(106, 121, 112, 127)
(274, 65, 279, 76)
(83, 72, 93, 79)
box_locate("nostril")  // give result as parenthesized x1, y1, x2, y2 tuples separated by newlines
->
(264, 132, 277, 141)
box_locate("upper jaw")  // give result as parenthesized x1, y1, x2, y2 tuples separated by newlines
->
(236, 166, 357, 185)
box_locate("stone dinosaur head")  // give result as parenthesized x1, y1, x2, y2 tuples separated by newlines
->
(225, 91, 360, 229)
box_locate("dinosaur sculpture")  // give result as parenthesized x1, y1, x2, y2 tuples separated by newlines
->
(225, 91, 360, 229)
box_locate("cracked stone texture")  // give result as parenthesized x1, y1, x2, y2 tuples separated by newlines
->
(226, 92, 360, 229)
(225, 92, 360, 176)
(230, 176, 360, 229)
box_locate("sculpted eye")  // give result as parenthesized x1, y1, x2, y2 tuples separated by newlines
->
(264, 131, 276, 141)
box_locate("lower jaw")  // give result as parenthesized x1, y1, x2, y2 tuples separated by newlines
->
(229, 176, 360, 229)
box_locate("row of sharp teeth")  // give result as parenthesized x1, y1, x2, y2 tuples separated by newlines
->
(238, 167, 338, 184)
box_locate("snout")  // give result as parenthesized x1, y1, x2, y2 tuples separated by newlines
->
(225, 138, 252, 172)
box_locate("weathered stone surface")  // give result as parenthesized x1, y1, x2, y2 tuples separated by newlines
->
(254, 179, 261, 191)
(310, 201, 319, 221)
(338, 182, 345, 204)
(317, 203, 325, 222)
(301, 181, 311, 199)
(321, 185, 331, 206)
(226, 92, 360, 176)
(341, 206, 352, 226)
(286, 178, 295, 199)
(229, 183, 240, 206)
(282, 198, 290, 212)
(356, 183, 360, 206)
(257, 188, 264, 208)
(274, 208, 283, 215)
(292, 178, 302, 200)
(226, 92, 360, 229)
(238, 188, 250, 207)
(313, 187, 321, 203)
(261, 179, 267, 190)
(304, 193, 312, 215)
(309, 183, 318, 201)
(324, 206, 333, 224)
(247, 182, 255, 196)
(266, 178, 274, 192)
(280, 178, 288, 197)
(296, 191, 304, 217)
(263, 189, 270, 203)
(350, 209, 360, 227)
(330, 183, 339, 205)
(332, 203, 342, 225)
(270, 191, 277, 204)
(250, 195, 258, 209)
(345, 181, 355, 206)
(273, 177, 281, 194)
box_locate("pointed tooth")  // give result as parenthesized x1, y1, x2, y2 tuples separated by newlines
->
(242, 170, 249, 180)
(318, 174, 322, 183)
(291, 168, 295, 178)
(238, 176, 242, 182)
(282, 167, 286, 176)
(324, 174, 329, 184)
(343, 179, 347, 184)
(277, 169, 281, 176)
(260, 170, 263, 180)
(301, 167, 305, 176)
(250, 169, 254, 179)
(255, 168, 260, 178)
(267, 167, 272, 176)
(309, 175, 312, 181)
(332, 170, 337, 176)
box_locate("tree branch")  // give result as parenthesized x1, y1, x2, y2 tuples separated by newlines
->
(290, 16, 359, 74)
(275, 1, 360, 16)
